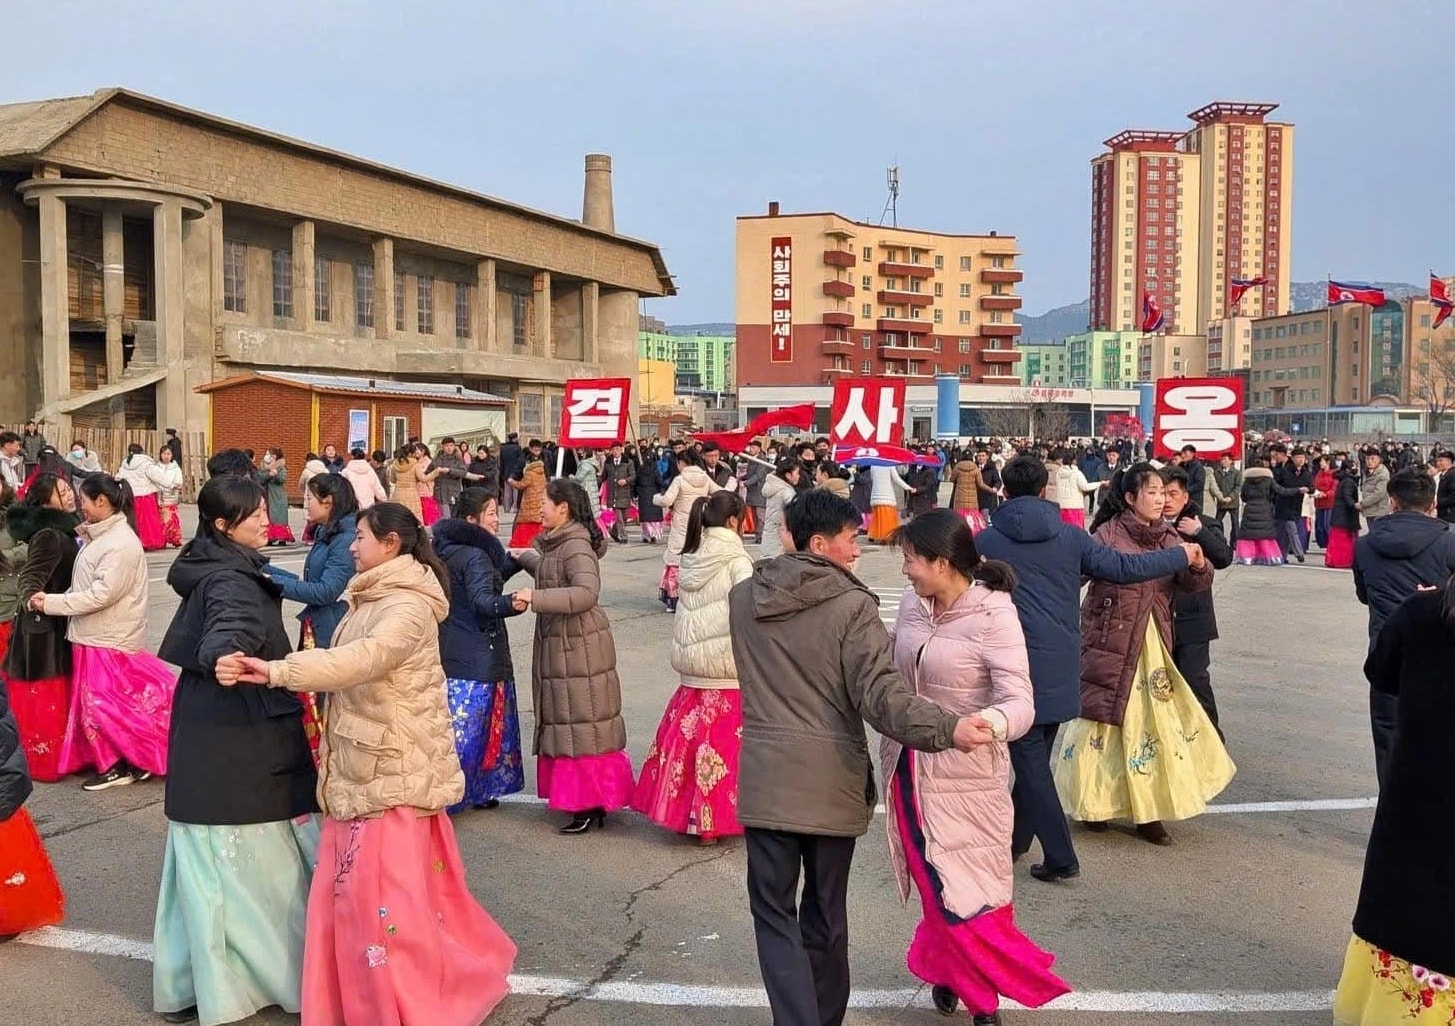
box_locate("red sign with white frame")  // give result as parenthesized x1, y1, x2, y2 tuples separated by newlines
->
(829, 378, 907, 447)
(770, 236, 793, 362)
(1153, 376, 1244, 460)
(560, 377, 632, 447)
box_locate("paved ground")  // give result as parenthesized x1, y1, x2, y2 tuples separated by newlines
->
(9, 500, 1378, 1025)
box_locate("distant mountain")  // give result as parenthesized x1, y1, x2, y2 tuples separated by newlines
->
(668, 322, 735, 336)
(1018, 300, 1089, 343)
(1289, 280, 1422, 312)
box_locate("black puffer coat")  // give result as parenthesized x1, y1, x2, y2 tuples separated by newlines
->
(1331, 470, 1362, 531)
(432, 517, 522, 683)
(1238, 467, 1278, 541)
(635, 460, 664, 524)
(2, 504, 80, 682)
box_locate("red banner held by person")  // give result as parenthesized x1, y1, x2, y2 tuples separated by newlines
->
(690, 402, 817, 453)
(1153, 377, 1244, 461)
(829, 378, 906, 448)
(560, 377, 632, 447)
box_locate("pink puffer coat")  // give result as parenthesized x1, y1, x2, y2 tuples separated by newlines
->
(882, 582, 1035, 918)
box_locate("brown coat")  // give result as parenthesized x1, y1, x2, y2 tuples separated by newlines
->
(1079, 511, 1211, 726)
(949, 460, 993, 511)
(511, 460, 547, 525)
(516, 520, 626, 758)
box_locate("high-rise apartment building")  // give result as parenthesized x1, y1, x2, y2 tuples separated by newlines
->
(1090, 102, 1293, 338)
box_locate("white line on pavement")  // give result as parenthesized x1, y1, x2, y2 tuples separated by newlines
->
(13, 927, 1334, 1013)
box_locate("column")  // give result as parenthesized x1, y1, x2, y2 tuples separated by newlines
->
(476, 258, 496, 353)
(582, 281, 600, 366)
(101, 204, 126, 430)
(293, 220, 316, 332)
(533, 271, 551, 358)
(153, 199, 187, 431)
(36, 193, 70, 436)
(372, 237, 394, 340)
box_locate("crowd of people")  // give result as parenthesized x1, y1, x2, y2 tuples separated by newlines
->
(0, 421, 1452, 1026)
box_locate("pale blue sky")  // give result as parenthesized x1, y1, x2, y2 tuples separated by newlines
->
(3, 0, 1446, 322)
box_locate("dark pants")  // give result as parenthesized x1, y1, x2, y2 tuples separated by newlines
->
(1276, 518, 1304, 558)
(611, 506, 630, 541)
(1216, 504, 1239, 543)
(1370, 687, 1398, 790)
(1314, 508, 1332, 549)
(745, 828, 855, 1026)
(1172, 641, 1222, 741)
(1009, 723, 1077, 871)
(751, 504, 765, 543)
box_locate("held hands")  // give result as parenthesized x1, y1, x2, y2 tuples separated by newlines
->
(1175, 516, 1203, 536)
(952, 715, 997, 751)
(510, 589, 532, 612)
(215, 652, 271, 686)
(1179, 541, 1206, 570)
(27, 592, 47, 613)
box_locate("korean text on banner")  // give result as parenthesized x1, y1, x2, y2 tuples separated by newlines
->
(1153, 376, 1244, 461)
(829, 378, 906, 447)
(560, 377, 632, 447)
(770, 236, 793, 363)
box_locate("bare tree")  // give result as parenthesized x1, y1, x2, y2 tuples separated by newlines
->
(1033, 402, 1072, 443)
(1411, 342, 1455, 434)
(977, 402, 1030, 440)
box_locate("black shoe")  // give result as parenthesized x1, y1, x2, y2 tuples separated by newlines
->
(133, 770, 154, 783)
(932, 985, 958, 1016)
(160, 1008, 198, 1024)
(1029, 861, 1081, 883)
(1079, 819, 1110, 832)
(1296, 553, 1306, 563)
(82, 766, 135, 791)
(1137, 821, 1172, 846)
(474, 799, 500, 810)
(1011, 847, 1028, 863)
(666, 598, 677, 613)
(972, 1014, 1002, 1026)
(559, 810, 606, 835)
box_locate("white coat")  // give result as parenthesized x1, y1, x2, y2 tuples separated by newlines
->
(654, 466, 720, 567)
(115, 453, 163, 498)
(42, 513, 150, 652)
(757, 475, 795, 559)
(869, 464, 911, 508)
(670, 527, 753, 688)
(152, 460, 184, 506)
(1051, 464, 1098, 511)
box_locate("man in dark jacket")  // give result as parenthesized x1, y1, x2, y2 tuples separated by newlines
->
(974, 456, 1198, 882)
(602, 443, 638, 543)
(1161, 465, 1235, 738)
(729, 490, 982, 1026)
(497, 434, 523, 513)
(1353, 469, 1455, 788)
(1435, 449, 1455, 524)
(430, 437, 474, 519)
(1272, 446, 1314, 562)
(1176, 445, 1207, 512)
(742, 441, 769, 543)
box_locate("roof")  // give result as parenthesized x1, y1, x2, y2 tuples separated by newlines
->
(195, 371, 513, 405)
(736, 210, 1016, 242)
(0, 87, 674, 296)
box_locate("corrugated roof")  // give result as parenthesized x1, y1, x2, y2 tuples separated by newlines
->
(198, 371, 512, 404)
(0, 92, 107, 158)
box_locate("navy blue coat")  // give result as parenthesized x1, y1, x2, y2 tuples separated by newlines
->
(1353, 511, 1455, 643)
(432, 517, 523, 683)
(974, 497, 1190, 724)
(0, 674, 33, 820)
(262, 513, 357, 648)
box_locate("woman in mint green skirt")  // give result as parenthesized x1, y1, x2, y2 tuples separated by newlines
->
(151, 475, 319, 1024)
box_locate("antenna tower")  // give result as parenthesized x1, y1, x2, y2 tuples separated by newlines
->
(880, 166, 900, 227)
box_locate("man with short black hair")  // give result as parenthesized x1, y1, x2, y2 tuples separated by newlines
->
(431, 436, 472, 518)
(1273, 447, 1314, 563)
(205, 448, 256, 480)
(742, 440, 769, 543)
(498, 433, 523, 512)
(164, 427, 183, 466)
(1434, 449, 1455, 524)
(0, 431, 23, 490)
(699, 441, 733, 489)
(1360, 448, 1391, 521)
(21, 420, 48, 477)
(1177, 445, 1206, 511)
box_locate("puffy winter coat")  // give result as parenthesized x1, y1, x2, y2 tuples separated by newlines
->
(516, 520, 626, 758)
(512, 460, 547, 524)
(432, 516, 522, 683)
(42, 513, 150, 652)
(573, 457, 602, 516)
(263, 555, 464, 820)
(1331, 471, 1362, 531)
(757, 474, 795, 558)
(671, 527, 753, 687)
(391, 457, 425, 518)
(3, 505, 79, 681)
(1360, 463, 1391, 519)
(655, 465, 719, 566)
(116, 453, 162, 497)
(1238, 467, 1278, 541)
(883, 583, 1035, 918)
(152, 460, 184, 506)
(868, 465, 910, 507)
(1051, 464, 1098, 511)
(342, 459, 388, 510)
(950, 460, 993, 511)
(1353, 511, 1455, 642)
(635, 460, 664, 523)
(0, 676, 32, 820)
(262, 513, 358, 647)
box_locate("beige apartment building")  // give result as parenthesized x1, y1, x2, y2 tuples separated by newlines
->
(0, 88, 673, 442)
(1137, 334, 1208, 382)
(1090, 102, 1293, 337)
(735, 205, 1022, 388)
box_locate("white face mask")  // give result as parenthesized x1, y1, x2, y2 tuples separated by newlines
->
(264, 454, 274, 464)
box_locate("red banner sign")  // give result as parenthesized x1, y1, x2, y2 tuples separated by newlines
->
(560, 377, 632, 447)
(770, 236, 793, 363)
(829, 378, 906, 447)
(1153, 376, 1244, 460)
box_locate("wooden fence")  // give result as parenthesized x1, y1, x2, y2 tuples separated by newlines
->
(3, 424, 208, 502)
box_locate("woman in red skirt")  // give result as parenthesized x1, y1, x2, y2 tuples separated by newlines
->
(116, 444, 168, 551)
(0, 665, 66, 937)
(1326, 459, 1361, 569)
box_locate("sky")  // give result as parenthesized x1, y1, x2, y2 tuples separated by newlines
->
(3, 0, 1448, 323)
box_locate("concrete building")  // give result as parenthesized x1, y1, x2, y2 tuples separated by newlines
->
(1137, 333, 1208, 381)
(638, 330, 735, 394)
(735, 204, 1022, 389)
(1090, 102, 1293, 336)
(1206, 315, 1253, 372)
(1063, 330, 1140, 389)
(0, 88, 674, 443)
(1019, 342, 1070, 387)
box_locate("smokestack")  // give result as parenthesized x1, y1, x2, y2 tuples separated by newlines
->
(768, 201, 780, 217)
(583, 154, 615, 232)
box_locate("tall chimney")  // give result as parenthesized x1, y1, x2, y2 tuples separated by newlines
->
(583, 154, 615, 232)
(768, 201, 780, 217)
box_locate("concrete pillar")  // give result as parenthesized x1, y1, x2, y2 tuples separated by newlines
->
(154, 199, 187, 431)
(582, 281, 600, 365)
(293, 220, 315, 332)
(101, 204, 126, 430)
(598, 288, 640, 434)
(534, 271, 552, 358)
(372, 237, 394, 340)
(477, 258, 496, 353)
(583, 154, 615, 233)
(36, 192, 70, 437)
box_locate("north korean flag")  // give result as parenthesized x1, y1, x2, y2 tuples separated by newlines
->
(1141, 292, 1165, 334)
(1230, 275, 1269, 306)
(1327, 280, 1387, 307)
(1431, 272, 1453, 329)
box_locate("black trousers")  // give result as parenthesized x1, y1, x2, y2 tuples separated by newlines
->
(1009, 723, 1078, 871)
(1172, 641, 1222, 741)
(1370, 687, 1398, 790)
(611, 506, 630, 540)
(1215, 505, 1239, 542)
(745, 828, 855, 1026)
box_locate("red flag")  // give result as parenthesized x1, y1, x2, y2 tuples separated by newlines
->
(1431, 272, 1453, 329)
(1141, 292, 1165, 334)
(1436, 303, 1453, 331)
(1328, 280, 1386, 306)
(1229, 275, 1269, 307)
(689, 401, 816, 453)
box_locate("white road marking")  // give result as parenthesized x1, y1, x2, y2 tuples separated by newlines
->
(13, 927, 1334, 1012)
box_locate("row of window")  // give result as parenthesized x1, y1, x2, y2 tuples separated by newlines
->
(1254, 322, 1325, 341)
(856, 303, 1007, 325)
(832, 359, 984, 377)
(854, 246, 1011, 271)
(855, 277, 1013, 298)
(1252, 388, 1322, 405)
(1253, 365, 1323, 382)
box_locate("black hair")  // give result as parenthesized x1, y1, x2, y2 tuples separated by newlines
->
(891, 509, 1016, 593)
(349, 448, 366, 460)
(196, 474, 265, 543)
(127, 442, 144, 456)
(79, 473, 136, 531)
(1160, 465, 1190, 489)
(815, 459, 850, 481)
(795, 442, 816, 459)
(784, 488, 861, 554)
(306, 471, 359, 529)
(676, 448, 704, 470)
(1180, 444, 1198, 456)
(207, 448, 255, 479)
(1000, 455, 1049, 499)
(682, 490, 745, 556)
(544, 477, 605, 552)
(359, 501, 451, 595)
(455, 486, 496, 521)
(371, 449, 386, 463)
(1091, 461, 1161, 532)
(699, 441, 721, 455)
(441, 436, 456, 445)
(1388, 468, 1435, 511)
(774, 455, 802, 481)
(22, 473, 66, 510)
(266, 446, 284, 459)
(0, 431, 19, 447)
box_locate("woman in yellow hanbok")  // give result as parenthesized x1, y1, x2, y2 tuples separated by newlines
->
(1053, 463, 1235, 846)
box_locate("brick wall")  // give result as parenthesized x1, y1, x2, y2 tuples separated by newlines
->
(316, 395, 422, 459)
(208, 380, 313, 496)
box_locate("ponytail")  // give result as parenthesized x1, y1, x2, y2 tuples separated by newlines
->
(544, 478, 605, 554)
(360, 501, 451, 595)
(79, 472, 136, 533)
(890, 508, 1017, 593)
(683, 490, 745, 556)
(972, 558, 1018, 593)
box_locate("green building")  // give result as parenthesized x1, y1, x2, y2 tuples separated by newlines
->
(638, 331, 736, 395)
(1062, 330, 1140, 389)
(1018, 343, 1070, 387)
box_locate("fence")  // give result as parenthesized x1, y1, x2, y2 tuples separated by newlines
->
(2, 424, 208, 502)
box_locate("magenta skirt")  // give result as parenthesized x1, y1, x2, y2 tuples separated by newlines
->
(1325, 526, 1357, 568)
(302, 809, 515, 1026)
(420, 496, 441, 526)
(1058, 507, 1085, 529)
(133, 492, 167, 551)
(536, 751, 635, 813)
(631, 686, 743, 839)
(1235, 537, 1285, 566)
(58, 643, 174, 776)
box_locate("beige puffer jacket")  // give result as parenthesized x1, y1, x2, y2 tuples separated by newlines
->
(264, 555, 464, 820)
(655, 466, 720, 567)
(43, 513, 150, 652)
(671, 527, 753, 688)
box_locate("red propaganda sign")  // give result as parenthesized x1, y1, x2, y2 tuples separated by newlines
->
(829, 378, 906, 447)
(560, 377, 632, 447)
(1153, 377, 1244, 461)
(770, 236, 793, 363)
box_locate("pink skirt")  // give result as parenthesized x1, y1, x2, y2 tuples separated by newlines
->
(57, 643, 175, 776)
(536, 751, 635, 813)
(160, 502, 184, 548)
(631, 686, 743, 839)
(133, 492, 167, 551)
(420, 496, 441, 527)
(1325, 526, 1357, 569)
(1235, 537, 1285, 566)
(302, 809, 515, 1026)
(267, 521, 296, 544)
(659, 564, 680, 600)
(955, 509, 990, 535)
(507, 521, 542, 549)
(1059, 507, 1085, 529)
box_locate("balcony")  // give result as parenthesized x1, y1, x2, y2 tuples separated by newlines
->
(878, 261, 935, 279)
(822, 311, 855, 328)
(879, 341, 930, 358)
(821, 365, 855, 383)
(982, 373, 1022, 386)
(980, 268, 1024, 285)
(982, 323, 1023, 338)
(821, 338, 857, 356)
(980, 347, 1023, 362)
(822, 279, 855, 299)
(823, 249, 857, 268)
(877, 289, 933, 307)
(876, 317, 932, 335)
(979, 295, 1023, 311)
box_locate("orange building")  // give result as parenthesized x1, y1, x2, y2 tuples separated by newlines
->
(735, 204, 1022, 388)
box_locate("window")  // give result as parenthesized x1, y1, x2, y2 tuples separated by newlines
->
(885, 307, 898, 318)
(960, 256, 972, 271)
(991, 256, 1008, 268)
(223, 240, 247, 312)
(958, 310, 972, 324)
(455, 282, 471, 339)
(958, 364, 970, 376)
(932, 338, 941, 351)
(959, 284, 972, 298)
(354, 264, 374, 329)
(394, 270, 406, 331)
(383, 416, 408, 457)
(862, 334, 872, 349)
(417, 275, 434, 334)
(313, 256, 331, 322)
(861, 275, 872, 291)
(862, 303, 872, 318)
(861, 360, 872, 374)
(511, 292, 530, 349)
(862, 247, 872, 261)
(958, 339, 971, 353)
(271, 249, 293, 319)
(934, 255, 944, 269)
(990, 311, 1004, 323)
(933, 309, 943, 324)
(1421, 314, 1431, 328)
(933, 283, 943, 297)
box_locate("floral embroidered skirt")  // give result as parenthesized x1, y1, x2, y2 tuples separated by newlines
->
(57, 643, 175, 777)
(659, 564, 680, 601)
(302, 809, 515, 1026)
(1334, 935, 1455, 1024)
(1234, 537, 1285, 566)
(153, 816, 320, 1025)
(0, 808, 66, 935)
(133, 492, 167, 551)
(445, 678, 525, 813)
(1054, 621, 1236, 824)
(536, 751, 636, 814)
(160, 502, 184, 548)
(631, 685, 743, 839)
